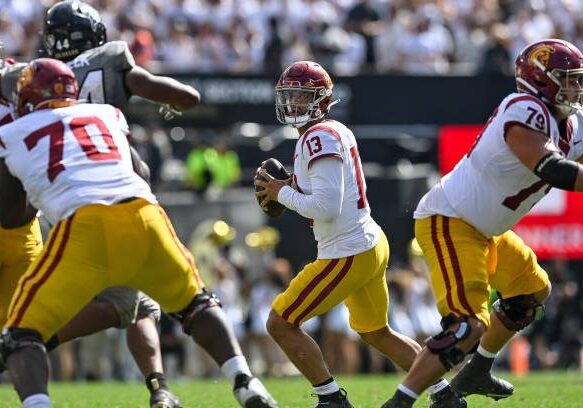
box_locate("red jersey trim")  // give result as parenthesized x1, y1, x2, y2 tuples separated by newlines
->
(307, 152, 342, 168)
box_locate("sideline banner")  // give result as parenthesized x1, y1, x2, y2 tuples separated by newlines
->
(439, 125, 583, 259)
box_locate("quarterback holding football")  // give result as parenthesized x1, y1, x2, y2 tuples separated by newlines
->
(254, 61, 465, 408)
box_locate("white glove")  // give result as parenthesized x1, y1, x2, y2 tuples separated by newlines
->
(159, 104, 182, 120)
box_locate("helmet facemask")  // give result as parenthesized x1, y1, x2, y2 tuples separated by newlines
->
(551, 68, 583, 115)
(275, 86, 332, 128)
(516, 41, 583, 117)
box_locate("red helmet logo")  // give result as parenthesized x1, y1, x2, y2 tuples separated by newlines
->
(16, 58, 78, 117)
(516, 39, 583, 116)
(275, 61, 337, 127)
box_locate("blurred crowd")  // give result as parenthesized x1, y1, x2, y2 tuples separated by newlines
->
(3, 0, 583, 75)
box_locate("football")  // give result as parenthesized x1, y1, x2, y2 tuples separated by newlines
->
(254, 158, 290, 219)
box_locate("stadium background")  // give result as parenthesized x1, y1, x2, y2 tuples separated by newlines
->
(0, 0, 582, 390)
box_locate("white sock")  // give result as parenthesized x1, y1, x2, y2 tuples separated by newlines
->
(397, 384, 419, 400)
(477, 345, 497, 359)
(221, 355, 252, 383)
(22, 394, 51, 408)
(313, 379, 340, 395)
(427, 378, 449, 395)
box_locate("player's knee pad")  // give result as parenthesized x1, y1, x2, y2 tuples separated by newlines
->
(136, 294, 161, 324)
(426, 315, 472, 370)
(0, 328, 46, 367)
(171, 290, 222, 335)
(492, 294, 545, 331)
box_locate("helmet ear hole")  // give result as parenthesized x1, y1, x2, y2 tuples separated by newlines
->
(533, 79, 547, 88)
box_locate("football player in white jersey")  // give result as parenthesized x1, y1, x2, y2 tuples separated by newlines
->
(255, 61, 465, 408)
(0, 2, 201, 405)
(382, 39, 583, 408)
(0, 59, 278, 408)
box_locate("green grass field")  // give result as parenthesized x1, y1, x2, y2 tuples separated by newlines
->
(1, 372, 581, 407)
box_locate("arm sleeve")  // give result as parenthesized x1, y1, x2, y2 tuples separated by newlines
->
(277, 157, 343, 221)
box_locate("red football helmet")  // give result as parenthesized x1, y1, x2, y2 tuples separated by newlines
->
(516, 39, 583, 116)
(16, 58, 78, 117)
(275, 61, 337, 127)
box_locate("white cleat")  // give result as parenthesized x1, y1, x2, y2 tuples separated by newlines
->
(233, 374, 279, 408)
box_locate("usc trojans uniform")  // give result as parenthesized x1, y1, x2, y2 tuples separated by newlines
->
(272, 119, 390, 333)
(0, 103, 202, 340)
(413, 93, 574, 327)
(1, 41, 161, 328)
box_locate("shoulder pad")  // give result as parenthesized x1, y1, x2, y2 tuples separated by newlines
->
(502, 94, 552, 137)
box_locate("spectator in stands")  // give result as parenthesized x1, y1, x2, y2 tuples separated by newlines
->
(263, 17, 285, 75)
(344, 0, 384, 72)
(480, 23, 513, 75)
(130, 29, 156, 67)
(131, 124, 166, 189)
(394, 4, 454, 74)
(247, 258, 294, 377)
(528, 259, 583, 371)
(6, 0, 583, 76)
(160, 18, 199, 72)
(0, 11, 24, 57)
(320, 304, 361, 375)
(185, 141, 241, 194)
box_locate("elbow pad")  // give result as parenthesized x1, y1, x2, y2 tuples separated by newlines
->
(534, 152, 579, 191)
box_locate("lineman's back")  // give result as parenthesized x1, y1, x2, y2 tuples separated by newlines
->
(0, 103, 155, 225)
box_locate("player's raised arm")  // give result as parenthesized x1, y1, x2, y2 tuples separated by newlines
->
(124, 65, 200, 112)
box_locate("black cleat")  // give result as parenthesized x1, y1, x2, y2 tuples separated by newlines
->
(428, 387, 467, 408)
(150, 389, 182, 408)
(314, 389, 354, 408)
(233, 374, 279, 408)
(380, 398, 412, 408)
(451, 368, 514, 400)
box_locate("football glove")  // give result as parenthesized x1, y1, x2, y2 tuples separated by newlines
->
(159, 104, 182, 120)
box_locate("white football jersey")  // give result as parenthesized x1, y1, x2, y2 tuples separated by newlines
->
(0, 102, 14, 127)
(292, 119, 381, 258)
(0, 103, 156, 224)
(415, 92, 571, 238)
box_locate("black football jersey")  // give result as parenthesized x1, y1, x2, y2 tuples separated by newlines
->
(1, 41, 135, 112)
